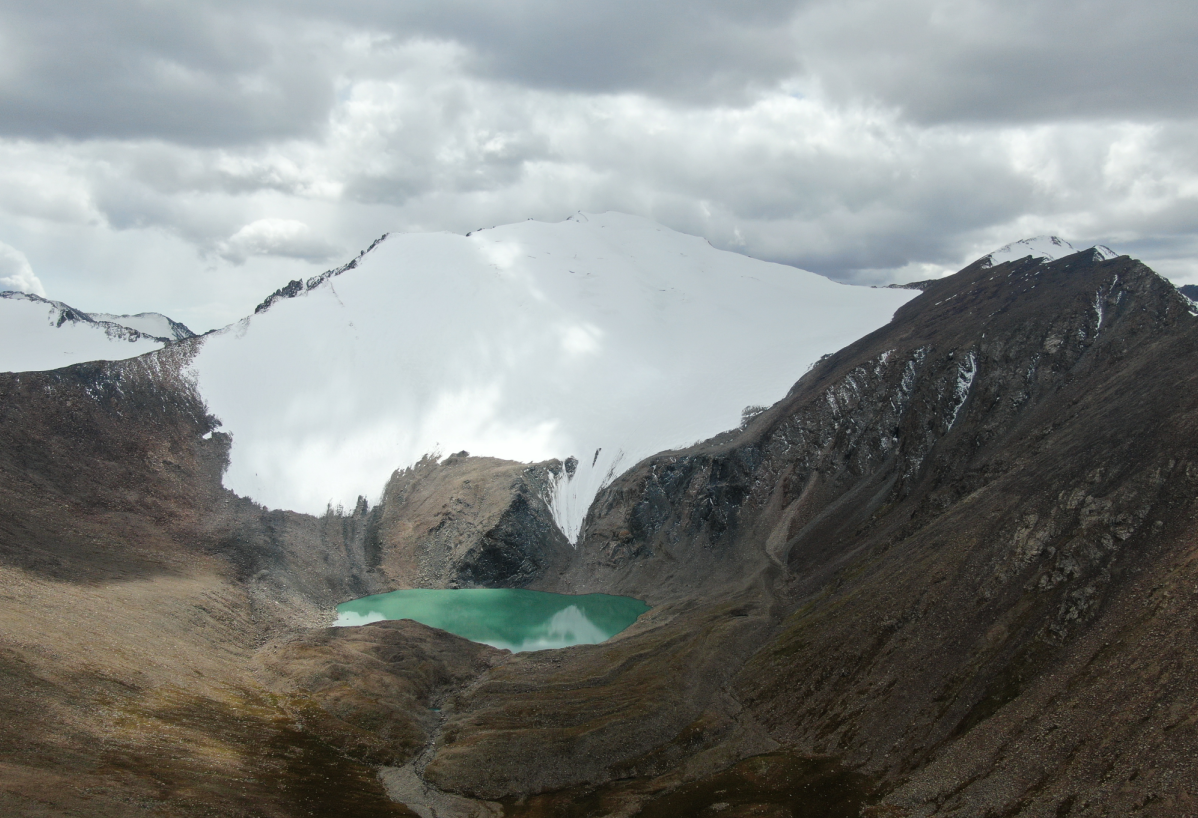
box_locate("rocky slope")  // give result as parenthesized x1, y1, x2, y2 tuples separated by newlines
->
(2, 245, 1197, 816)
(0, 345, 581, 816)
(370, 453, 572, 590)
(0, 347, 418, 816)
(538, 247, 1198, 814)
(364, 247, 1198, 814)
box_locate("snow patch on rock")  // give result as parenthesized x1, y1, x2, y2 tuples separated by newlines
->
(948, 350, 978, 430)
(980, 236, 1120, 269)
(982, 236, 1077, 267)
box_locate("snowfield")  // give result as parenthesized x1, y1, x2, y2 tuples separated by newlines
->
(982, 236, 1117, 267)
(0, 292, 167, 372)
(189, 213, 917, 540)
(88, 312, 195, 341)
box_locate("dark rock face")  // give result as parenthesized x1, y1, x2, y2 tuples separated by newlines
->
(371, 452, 573, 589)
(544, 249, 1198, 813)
(570, 251, 1188, 599)
(158, 313, 197, 340)
(0, 345, 216, 581)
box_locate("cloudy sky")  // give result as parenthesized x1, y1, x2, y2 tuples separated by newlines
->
(1, 0, 1196, 331)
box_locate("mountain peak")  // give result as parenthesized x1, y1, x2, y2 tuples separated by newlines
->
(186, 212, 918, 541)
(980, 235, 1119, 268)
(981, 235, 1075, 267)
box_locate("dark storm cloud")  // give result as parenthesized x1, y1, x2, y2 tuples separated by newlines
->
(795, 0, 1198, 124)
(0, 0, 809, 147)
(308, 0, 1198, 121)
(0, 0, 335, 145)
(316, 0, 806, 102)
(296, 0, 1198, 121)
(2, 0, 1195, 149)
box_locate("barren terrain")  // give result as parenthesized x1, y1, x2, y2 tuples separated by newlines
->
(2, 250, 1197, 816)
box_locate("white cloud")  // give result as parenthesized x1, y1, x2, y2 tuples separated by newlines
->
(559, 323, 603, 358)
(0, 242, 45, 296)
(217, 218, 339, 264)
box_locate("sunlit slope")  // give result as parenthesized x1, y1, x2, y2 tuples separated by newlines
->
(190, 212, 916, 539)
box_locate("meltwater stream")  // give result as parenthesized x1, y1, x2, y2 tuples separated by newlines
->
(333, 588, 651, 652)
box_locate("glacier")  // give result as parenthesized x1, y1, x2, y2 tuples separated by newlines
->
(187, 213, 918, 541)
(0, 292, 167, 372)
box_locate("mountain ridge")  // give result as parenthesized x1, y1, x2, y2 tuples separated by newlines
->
(415, 245, 1198, 812)
(179, 212, 917, 538)
(1, 225, 1196, 814)
(0, 290, 194, 372)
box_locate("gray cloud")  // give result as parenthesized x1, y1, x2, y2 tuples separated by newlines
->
(1, 0, 1198, 330)
(0, 1, 336, 145)
(793, 0, 1198, 124)
(3, 0, 1195, 151)
(322, 0, 806, 102)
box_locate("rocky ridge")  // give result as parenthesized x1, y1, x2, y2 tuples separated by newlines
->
(541, 247, 1198, 814)
(1, 290, 193, 344)
(370, 452, 572, 590)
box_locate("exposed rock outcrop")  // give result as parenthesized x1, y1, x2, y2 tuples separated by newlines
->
(371, 452, 573, 590)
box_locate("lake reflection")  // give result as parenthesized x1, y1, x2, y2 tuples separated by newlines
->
(333, 588, 651, 652)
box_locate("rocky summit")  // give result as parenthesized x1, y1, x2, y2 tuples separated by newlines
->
(1, 231, 1197, 816)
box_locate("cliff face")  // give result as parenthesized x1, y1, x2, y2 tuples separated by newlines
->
(371, 452, 572, 590)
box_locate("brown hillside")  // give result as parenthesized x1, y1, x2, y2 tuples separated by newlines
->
(1, 249, 1196, 816)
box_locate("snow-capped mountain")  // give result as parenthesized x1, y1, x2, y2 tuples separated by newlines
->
(0, 291, 183, 372)
(2, 222, 1133, 542)
(187, 212, 917, 540)
(87, 311, 195, 341)
(981, 235, 1117, 267)
(4, 217, 1193, 816)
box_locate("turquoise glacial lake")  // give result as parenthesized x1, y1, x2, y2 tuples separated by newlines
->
(333, 588, 651, 653)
